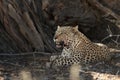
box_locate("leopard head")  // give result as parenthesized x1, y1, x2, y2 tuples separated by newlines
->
(54, 25, 79, 48)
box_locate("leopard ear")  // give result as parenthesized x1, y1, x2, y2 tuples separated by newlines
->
(57, 25, 60, 29)
(73, 25, 78, 30)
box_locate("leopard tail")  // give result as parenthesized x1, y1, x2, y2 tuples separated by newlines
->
(109, 48, 120, 53)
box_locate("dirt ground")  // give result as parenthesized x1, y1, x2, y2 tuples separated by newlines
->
(0, 51, 120, 80)
(0, 60, 120, 80)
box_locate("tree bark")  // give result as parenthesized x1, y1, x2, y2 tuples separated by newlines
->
(0, 0, 57, 53)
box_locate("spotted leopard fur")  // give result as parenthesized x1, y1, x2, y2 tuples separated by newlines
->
(51, 25, 120, 68)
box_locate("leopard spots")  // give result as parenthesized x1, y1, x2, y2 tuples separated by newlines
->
(51, 26, 114, 68)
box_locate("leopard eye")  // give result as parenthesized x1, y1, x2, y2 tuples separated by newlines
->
(54, 33, 62, 38)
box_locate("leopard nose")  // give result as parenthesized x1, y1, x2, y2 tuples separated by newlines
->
(59, 41, 64, 45)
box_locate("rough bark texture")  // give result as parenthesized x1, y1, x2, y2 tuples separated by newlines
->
(0, 0, 57, 53)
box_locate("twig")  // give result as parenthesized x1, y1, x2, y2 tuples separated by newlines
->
(0, 52, 51, 56)
(111, 39, 120, 47)
(0, 60, 22, 67)
(102, 25, 120, 47)
(87, 0, 120, 29)
(102, 25, 113, 41)
(116, 70, 119, 75)
(87, 0, 120, 20)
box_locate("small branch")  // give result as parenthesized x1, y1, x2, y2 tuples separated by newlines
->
(0, 52, 51, 56)
(87, 0, 120, 20)
(102, 25, 120, 48)
(0, 60, 22, 67)
(0, 52, 62, 63)
(87, 0, 120, 28)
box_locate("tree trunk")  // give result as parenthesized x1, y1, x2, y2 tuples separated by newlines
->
(0, 0, 57, 53)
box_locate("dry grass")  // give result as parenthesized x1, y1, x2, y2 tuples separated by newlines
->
(69, 64, 80, 80)
(19, 70, 33, 80)
(91, 72, 120, 80)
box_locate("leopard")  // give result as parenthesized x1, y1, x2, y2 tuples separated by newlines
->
(51, 25, 120, 68)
